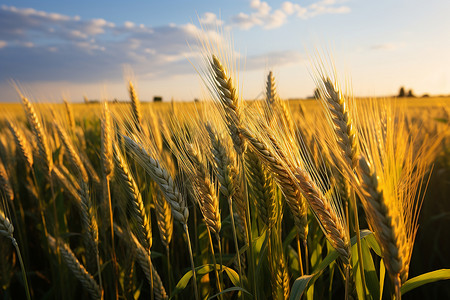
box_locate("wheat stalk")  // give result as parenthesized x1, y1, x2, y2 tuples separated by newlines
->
(315, 73, 365, 297)
(122, 134, 200, 299)
(99, 101, 119, 299)
(54, 121, 100, 274)
(206, 123, 245, 285)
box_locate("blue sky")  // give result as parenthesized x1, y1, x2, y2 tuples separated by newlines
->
(0, 0, 449, 102)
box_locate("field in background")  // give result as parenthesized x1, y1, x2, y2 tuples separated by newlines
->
(0, 95, 449, 299)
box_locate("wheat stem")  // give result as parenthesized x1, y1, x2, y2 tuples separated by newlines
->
(184, 224, 199, 300)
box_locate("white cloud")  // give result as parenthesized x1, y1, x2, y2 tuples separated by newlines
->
(231, 12, 261, 30)
(264, 10, 287, 29)
(0, 5, 227, 83)
(124, 21, 135, 29)
(231, 0, 351, 30)
(199, 12, 224, 26)
(246, 50, 303, 70)
(250, 0, 271, 16)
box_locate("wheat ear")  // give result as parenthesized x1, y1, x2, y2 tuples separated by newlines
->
(294, 168, 351, 263)
(48, 235, 102, 300)
(185, 143, 221, 235)
(100, 101, 119, 299)
(0, 209, 31, 300)
(54, 122, 89, 181)
(206, 124, 244, 286)
(320, 77, 358, 169)
(7, 121, 34, 169)
(21, 96, 53, 173)
(266, 71, 295, 135)
(206, 125, 246, 230)
(210, 55, 246, 155)
(113, 144, 152, 251)
(129, 81, 143, 130)
(240, 128, 308, 241)
(123, 135, 199, 300)
(210, 53, 259, 296)
(245, 151, 277, 230)
(114, 225, 168, 300)
(112, 142, 155, 299)
(63, 98, 76, 132)
(123, 136, 189, 225)
(101, 102, 113, 178)
(0, 160, 14, 203)
(356, 156, 408, 295)
(51, 167, 82, 206)
(317, 75, 365, 297)
(154, 189, 173, 250)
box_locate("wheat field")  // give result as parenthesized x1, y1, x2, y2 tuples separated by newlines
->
(0, 56, 449, 300)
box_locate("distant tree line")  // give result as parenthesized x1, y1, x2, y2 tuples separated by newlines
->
(398, 87, 416, 98)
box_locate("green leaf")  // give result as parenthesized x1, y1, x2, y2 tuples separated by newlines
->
(365, 233, 382, 257)
(171, 264, 220, 298)
(174, 265, 211, 290)
(207, 287, 251, 299)
(223, 266, 241, 287)
(254, 229, 267, 253)
(401, 269, 450, 295)
(290, 229, 375, 300)
(290, 274, 315, 300)
(379, 259, 385, 300)
(362, 239, 379, 300)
